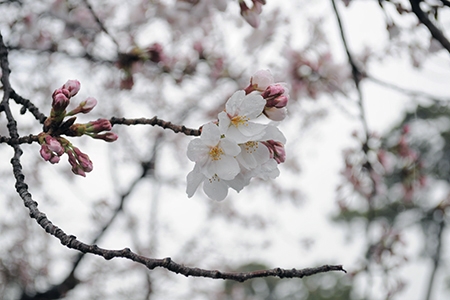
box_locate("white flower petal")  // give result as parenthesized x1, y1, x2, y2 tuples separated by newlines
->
(215, 156, 240, 180)
(226, 172, 251, 192)
(225, 90, 246, 114)
(203, 161, 216, 179)
(238, 122, 266, 138)
(218, 111, 231, 134)
(224, 125, 248, 143)
(203, 177, 229, 201)
(252, 159, 280, 180)
(253, 143, 270, 163)
(201, 122, 221, 146)
(186, 166, 205, 197)
(237, 142, 270, 170)
(264, 107, 287, 121)
(239, 94, 265, 118)
(262, 125, 287, 144)
(187, 139, 210, 162)
(220, 138, 241, 156)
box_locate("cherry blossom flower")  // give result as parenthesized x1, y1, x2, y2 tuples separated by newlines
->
(236, 141, 270, 170)
(187, 122, 241, 180)
(186, 165, 230, 201)
(218, 90, 267, 143)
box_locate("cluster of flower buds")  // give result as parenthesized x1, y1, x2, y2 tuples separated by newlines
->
(186, 69, 287, 201)
(38, 134, 65, 164)
(245, 69, 289, 121)
(39, 80, 118, 176)
(238, 0, 266, 28)
(68, 118, 118, 142)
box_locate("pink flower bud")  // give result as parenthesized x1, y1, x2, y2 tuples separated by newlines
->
(67, 148, 93, 176)
(40, 145, 52, 161)
(71, 165, 86, 177)
(262, 84, 285, 99)
(93, 132, 119, 142)
(52, 91, 70, 112)
(52, 88, 70, 99)
(73, 148, 93, 172)
(263, 140, 286, 164)
(40, 138, 63, 164)
(44, 135, 64, 156)
(80, 97, 97, 113)
(87, 119, 112, 133)
(263, 107, 287, 121)
(66, 97, 98, 116)
(251, 0, 264, 14)
(147, 43, 166, 63)
(263, 84, 289, 109)
(67, 150, 78, 167)
(63, 80, 81, 97)
(49, 155, 61, 164)
(268, 95, 288, 108)
(245, 70, 274, 94)
(239, 1, 261, 28)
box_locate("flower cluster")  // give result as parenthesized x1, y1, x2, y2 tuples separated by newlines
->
(39, 80, 118, 176)
(186, 70, 288, 201)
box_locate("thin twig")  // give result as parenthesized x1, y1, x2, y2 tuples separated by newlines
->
(424, 216, 445, 300)
(110, 116, 201, 136)
(330, 0, 369, 140)
(81, 0, 120, 50)
(409, 0, 450, 55)
(330, 2, 376, 299)
(367, 75, 450, 103)
(11, 90, 47, 123)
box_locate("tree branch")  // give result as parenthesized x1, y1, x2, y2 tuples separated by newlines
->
(13, 175, 346, 282)
(22, 138, 161, 300)
(409, 0, 450, 55)
(330, 0, 369, 140)
(0, 134, 39, 145)
(330, 3, 377, 298)
(367, 75, 450, 103)
(424, 215, 445, 300)
(1, 32, 345, 295)
(110, 116, 201, 136)
(81, 0, 120, 50)
(11, 90, 47, 123)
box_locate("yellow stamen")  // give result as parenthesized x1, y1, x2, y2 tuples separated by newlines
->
(231, 115, 248, 127)
(209, 145, 224, 160)
(244, 141, 258, 153)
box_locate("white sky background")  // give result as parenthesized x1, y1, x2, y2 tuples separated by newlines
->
(2, 0, 450, 299)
